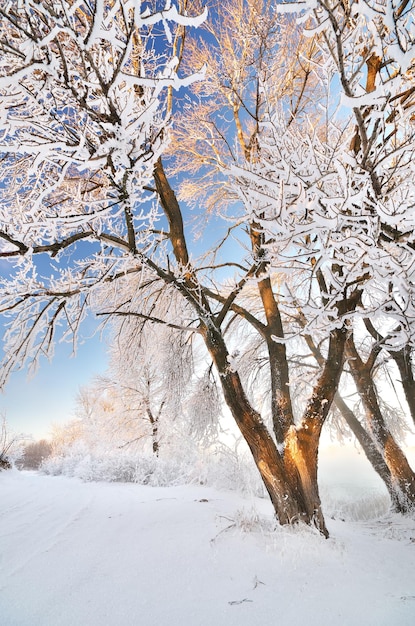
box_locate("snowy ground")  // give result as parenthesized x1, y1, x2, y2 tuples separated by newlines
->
(1, 470, 415, 626)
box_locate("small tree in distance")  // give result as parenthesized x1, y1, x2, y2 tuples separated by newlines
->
(0, 415, 24, 469)
(72, 303, 222, 459)
(20, 439, 52, 470)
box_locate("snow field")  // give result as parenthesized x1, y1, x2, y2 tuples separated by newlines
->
(1, 470, 415, 626)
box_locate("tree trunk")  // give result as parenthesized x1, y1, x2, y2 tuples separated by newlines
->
(390, 347, 415, 428)
(303, 319, 403, 508)
(284, 422, 327, 535)
(203, 321, 330, 535)
(248, 249, 330, 534)
(346, 338, 415, 511)
(363, 319, 415, 428)
(333, 394, 401, 510)
(147, 408, 160, 457)
(256, 276, 294, 445)
(283, 326, 348, 536)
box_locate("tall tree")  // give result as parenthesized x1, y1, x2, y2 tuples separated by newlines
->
(168, 0, 415, 517)
(145, 0, 350, 534)
(297, 0, 415, 507)
(0, 0, 206, 381)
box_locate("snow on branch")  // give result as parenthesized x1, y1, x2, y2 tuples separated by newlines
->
(0, 0, 206, 381)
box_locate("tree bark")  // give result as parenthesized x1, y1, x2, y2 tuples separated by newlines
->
(256, 276, 294, 445)
(284, 421, 326, 533)
(147, 408, 160, 457)
(301, 318, 405, 509)
(363, 319, 415, 428)
(283, 326, 348, 535)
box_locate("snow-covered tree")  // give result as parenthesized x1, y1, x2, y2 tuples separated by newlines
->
(49, 418, 85, 456)
(0, 0, 206, 380)
(91, 318, 193, 457)
(73, 292, 223, 457)
(273, 0, 415, 508)
(166, 0, 415, 523)
(0, 414, 24, 469)
(19, 438, 52, 469)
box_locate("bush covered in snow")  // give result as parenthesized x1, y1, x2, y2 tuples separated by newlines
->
(42, 448, 195, 487)
(40, 435, 268, 495)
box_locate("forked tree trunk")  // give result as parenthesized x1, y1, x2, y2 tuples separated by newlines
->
(249, 274, 344, 536)
(302, 321, 403, 509)
(217, 363, 321, 529)
(282, 325, 348, 536)
(203, 322, 330, 536)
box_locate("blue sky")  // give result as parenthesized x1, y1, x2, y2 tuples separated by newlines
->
(1, 322, 109, 440)
(0, 249, 111, 440)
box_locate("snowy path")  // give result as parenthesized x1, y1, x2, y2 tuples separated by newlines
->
(1, 471, 415, 626)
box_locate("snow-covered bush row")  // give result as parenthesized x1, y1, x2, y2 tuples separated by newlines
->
(40, 439, 267, 495)
(42, 448, 194, 487)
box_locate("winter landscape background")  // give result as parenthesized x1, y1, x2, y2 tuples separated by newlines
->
(1, 1, 415, 624)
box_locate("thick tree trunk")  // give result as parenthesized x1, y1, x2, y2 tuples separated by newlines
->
(284, 422, 327, 535)
(217, 365, 316, 528)
(283, 326, 348, 536)
(203, 321, 330, 535)
(250, 263, 330, 534)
